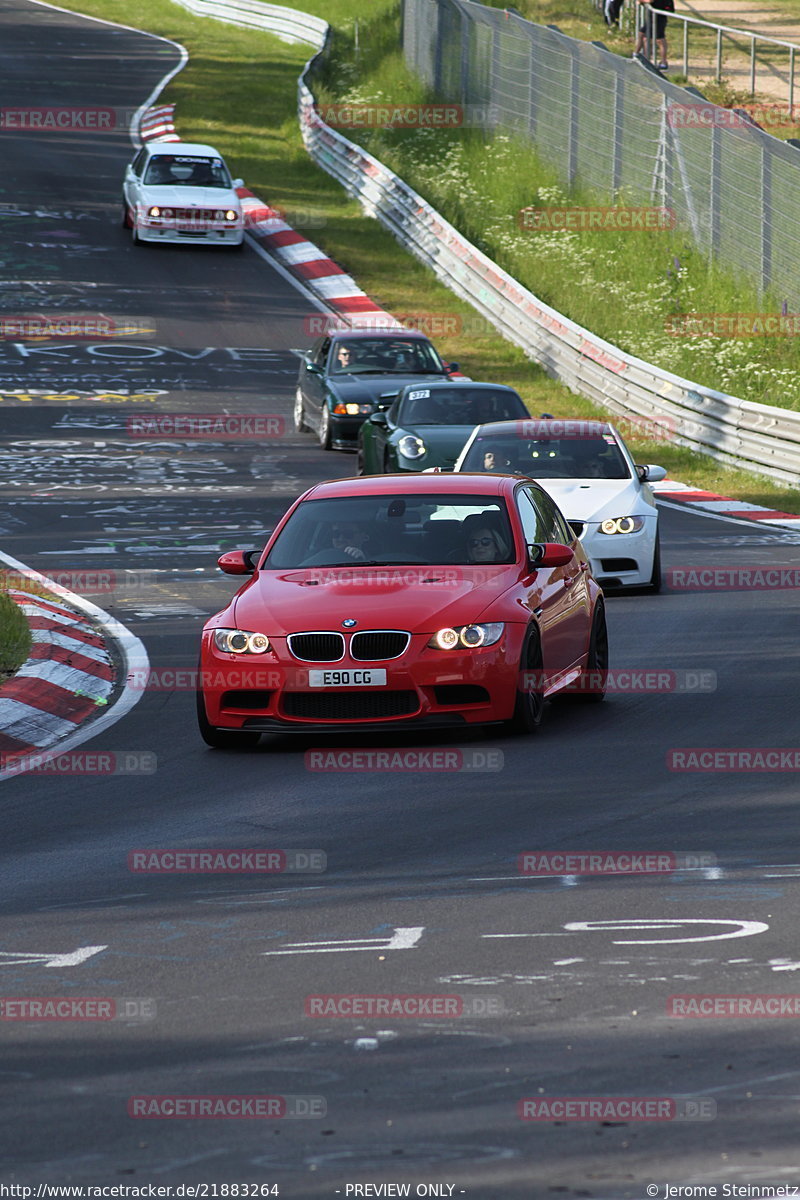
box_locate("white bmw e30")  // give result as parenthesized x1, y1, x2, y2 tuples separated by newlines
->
(122, 141, 245, 247)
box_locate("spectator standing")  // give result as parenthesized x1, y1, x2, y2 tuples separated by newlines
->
(635, 0, 674, 69)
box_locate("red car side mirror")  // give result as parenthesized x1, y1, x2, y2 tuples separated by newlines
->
(529, 543, 575, 568)
(217, 550, 258, 575)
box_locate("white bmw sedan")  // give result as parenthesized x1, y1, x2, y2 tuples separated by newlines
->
(454, 418, 667, 591)
(122, 141, 244, 247)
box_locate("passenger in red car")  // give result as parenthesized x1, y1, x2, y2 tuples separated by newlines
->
(467, 525, 510, 563)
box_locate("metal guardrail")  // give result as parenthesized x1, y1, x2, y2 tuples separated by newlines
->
(169, 0, 326, 44)
(165, 0, 800, 485)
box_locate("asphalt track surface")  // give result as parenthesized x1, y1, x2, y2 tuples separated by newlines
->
(2, 2, 800, 1196)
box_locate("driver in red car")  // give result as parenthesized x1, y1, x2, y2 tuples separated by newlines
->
(330, 521, 370, 561)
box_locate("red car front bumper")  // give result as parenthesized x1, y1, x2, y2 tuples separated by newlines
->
(199, 627, 526, 732)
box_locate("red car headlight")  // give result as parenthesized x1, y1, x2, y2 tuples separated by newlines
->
(428, 623, 504, 650)
(213, 629, 270, 655)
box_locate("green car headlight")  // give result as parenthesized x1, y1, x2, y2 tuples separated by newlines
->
(398, 435, 426, 460)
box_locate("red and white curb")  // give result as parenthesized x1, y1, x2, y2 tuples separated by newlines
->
(237, 186, 399, 328)
(651, 479, 800, 529)
(0, 552, 148, 782)
(139, 103, 179, 143)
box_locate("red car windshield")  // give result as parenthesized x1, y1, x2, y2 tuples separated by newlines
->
(264, 495, 516, 568)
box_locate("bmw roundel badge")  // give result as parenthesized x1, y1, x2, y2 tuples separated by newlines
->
(342, 618, 357, 628)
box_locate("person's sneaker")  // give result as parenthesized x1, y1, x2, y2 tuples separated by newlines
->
(658, 60, 668, 69)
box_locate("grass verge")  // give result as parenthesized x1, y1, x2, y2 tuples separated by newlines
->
(0, 590, 32, 682)
(47, 0, 800, 512)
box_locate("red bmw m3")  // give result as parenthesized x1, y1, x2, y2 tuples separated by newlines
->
(197, 474, 608, 748)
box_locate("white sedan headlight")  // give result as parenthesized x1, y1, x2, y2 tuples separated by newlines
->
(428, 623, 504, 650)
(398, 435, 426, 460)
(213, 629, 270, 655)
(599, 516, 646, 535)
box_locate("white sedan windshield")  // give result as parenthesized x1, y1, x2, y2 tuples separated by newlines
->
(463, 434, 631, 479)
(144, 155, 232, 189)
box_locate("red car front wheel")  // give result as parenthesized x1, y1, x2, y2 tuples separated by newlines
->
(508, 625, 545, 734)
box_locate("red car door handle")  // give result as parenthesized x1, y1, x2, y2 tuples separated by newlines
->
(565, 562, 589, 585)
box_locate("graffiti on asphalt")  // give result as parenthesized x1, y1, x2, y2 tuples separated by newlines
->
(0, 390, 166, 404)
(0, 346, 298, 389)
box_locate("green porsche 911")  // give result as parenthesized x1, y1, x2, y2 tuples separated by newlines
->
(357, 381, 529, 474)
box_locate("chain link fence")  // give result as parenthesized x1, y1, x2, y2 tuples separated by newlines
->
(402, 0, 800, 308)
